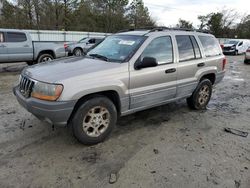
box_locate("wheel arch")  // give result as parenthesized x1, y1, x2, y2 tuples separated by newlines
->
(67, 90, 121, 124)
(37, 50, 55, 61)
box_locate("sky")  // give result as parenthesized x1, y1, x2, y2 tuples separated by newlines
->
(143, 0, 249, 27)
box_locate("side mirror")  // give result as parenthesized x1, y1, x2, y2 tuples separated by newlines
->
(135, 57, 158, 70)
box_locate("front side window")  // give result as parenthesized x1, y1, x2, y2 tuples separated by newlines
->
(88, 38, 96, 44)
(176, 35, 195, 62)
(141, 36, 173, 64)
(7, 32, 27, 42)
(87, 35, 146, 62)
(198, 36, 221, 57)
(0, 32, 4, 43)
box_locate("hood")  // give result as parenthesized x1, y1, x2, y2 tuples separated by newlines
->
(22, 56, 124, 83)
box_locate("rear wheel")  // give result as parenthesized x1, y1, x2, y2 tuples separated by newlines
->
(73, 48, 83, 56)
(72, 96, 117, 145)
(186, 79, 212, 110)
(37, 54, 53, 63)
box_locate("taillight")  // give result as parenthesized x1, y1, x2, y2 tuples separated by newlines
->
(247, 48, 250, 52)
(220, 44, 224, 49)
(64, 43, 68, 49)
(222, 58, 227, 70)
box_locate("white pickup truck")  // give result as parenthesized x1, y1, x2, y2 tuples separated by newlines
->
(0, 29, 67, 65)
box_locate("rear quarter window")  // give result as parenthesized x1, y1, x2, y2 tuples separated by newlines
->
(7, 32, 27, 42)
(198, 36, 221, 57)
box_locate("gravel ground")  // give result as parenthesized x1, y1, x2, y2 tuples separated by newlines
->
(0, 56, 249, 188)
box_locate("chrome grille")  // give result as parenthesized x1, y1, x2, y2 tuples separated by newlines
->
(19, 76, 34, 98)
(223, 47, 232, 51)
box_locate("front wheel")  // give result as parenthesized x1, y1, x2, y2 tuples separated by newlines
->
(187, 79, 213, 110)
(72, 96, 117, 145)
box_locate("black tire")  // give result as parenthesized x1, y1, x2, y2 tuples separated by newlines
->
(186, 79, 213, 110)
(26, 61, 35, 66)
(244, 59, 249, 64)
(37, 54, 54, 63)
(72, 96, 117, 145)
(73, 48, 83, 56)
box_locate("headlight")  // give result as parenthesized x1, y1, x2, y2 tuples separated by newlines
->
(31, 81, 63, 101)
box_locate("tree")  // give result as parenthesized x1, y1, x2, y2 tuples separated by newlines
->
(236, 15, 250, 39)
(197, 9, 239, 38)
(176, 19, 193, 29)
(197, 15, 209, 30)
(128, 0, 155, 29)
(0, 0, 155, 32)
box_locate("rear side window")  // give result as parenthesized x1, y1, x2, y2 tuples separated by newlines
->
(198, 36, 221, 57)
(141, 36, 173, 64)
(7, 32, 27, 42)
(176, 35, 196, 62)
(0, 32, 4, 43)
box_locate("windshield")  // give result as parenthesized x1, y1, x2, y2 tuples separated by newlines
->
(87, 35, 146, 62)
(79, 37, 88, 42)
(225, 40, 239, 45)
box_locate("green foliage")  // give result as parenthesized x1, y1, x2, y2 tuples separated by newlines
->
(0, 0, 154, 32)
(176, 19, 193, 29)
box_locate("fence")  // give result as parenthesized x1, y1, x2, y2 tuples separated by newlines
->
(26, 29, 111, 42)
(23, 30, 240, 44)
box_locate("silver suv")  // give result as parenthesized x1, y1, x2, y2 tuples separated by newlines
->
(14, 27, 226, 145)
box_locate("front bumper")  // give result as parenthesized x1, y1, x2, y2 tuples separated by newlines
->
(13, 86, 76, 126)
(223, 49, 236, 54)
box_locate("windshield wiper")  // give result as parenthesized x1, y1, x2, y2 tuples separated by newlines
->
(89, 54, 109, 61)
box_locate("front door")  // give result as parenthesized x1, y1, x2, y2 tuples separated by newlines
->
(129, 36, 177, 109)
(6, 31, 33, 62)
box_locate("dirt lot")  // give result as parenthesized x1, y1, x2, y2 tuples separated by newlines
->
(0, 56, 249, 188)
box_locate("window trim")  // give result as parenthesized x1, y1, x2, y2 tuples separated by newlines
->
(139, 35, 174, 66)
(6, 32, 27, 43)
(190, 36, 202, 60)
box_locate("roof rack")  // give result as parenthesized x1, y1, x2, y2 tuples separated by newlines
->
(116, 26, 210, 34)
(146, 27, 210, 34)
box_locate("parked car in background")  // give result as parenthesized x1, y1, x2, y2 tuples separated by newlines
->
(223, 39, 250, 55)
(244, 47, 250, 64)
(14, 27, 226, 145)
(65, 37, 104, 56)
(0, 29, 67, 65)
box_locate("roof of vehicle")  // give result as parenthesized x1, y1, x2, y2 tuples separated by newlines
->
(0, 28, 28, 33)
(116, 27, 213, 37)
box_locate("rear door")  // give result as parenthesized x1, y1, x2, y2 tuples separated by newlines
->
(0, 32, 8, 62)
(175, 35, 202, 98)
(6, 31, 33, 62)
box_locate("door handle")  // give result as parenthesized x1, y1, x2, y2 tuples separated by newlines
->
(23, 45, 29, 47)
(165, 68, 176, 74)
(197, 63, 205, 67)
